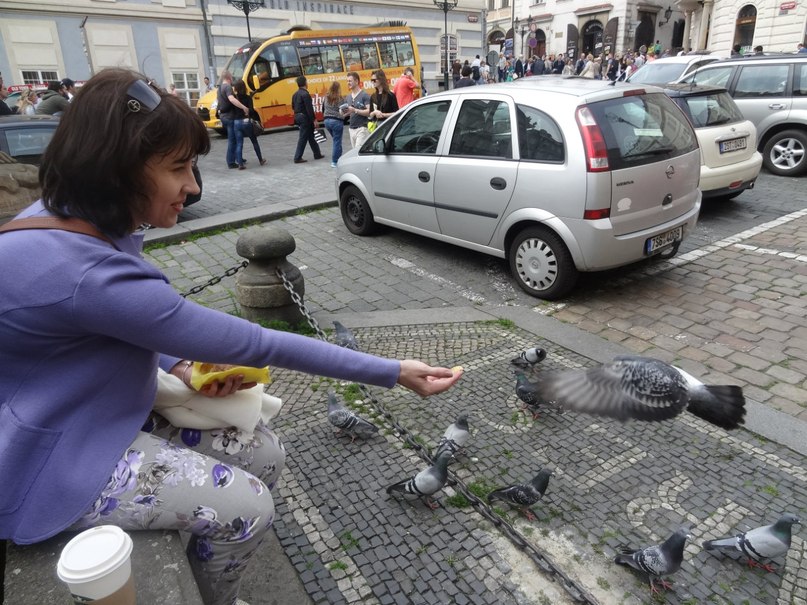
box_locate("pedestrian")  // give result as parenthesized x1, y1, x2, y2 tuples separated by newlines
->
(393, 66, 419, 108)
(203, 76, 214, 93)
(16, 87, 37, 115)
(452, 59, 462, 87)
(471, 55, 482, 84)
(0, 67, 462, 605)
(344, 71, 372, 149)
(731, 44, 743, 58)
(368, 70, 398, 127)
(754, 45, 764, 55)
(455, 65, 476, 88)
(217, 70, 250, 169)
(233, 79, 267, 169)
(322, 80, 344, 167)
(0, 72, 12, 116)
(291, 75, 323, 164)
(497, 53, 506, 83)
(799, 43, 807, 54)
(35, 81, 70, 115)
(61, 78, 77, 100)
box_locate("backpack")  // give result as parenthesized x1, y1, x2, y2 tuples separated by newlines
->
(472, 65, 480, 80)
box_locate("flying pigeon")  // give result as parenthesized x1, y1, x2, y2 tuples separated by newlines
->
(487, 467, 553, 520)
(537, 356, 746, 429)
(386, 450, 453, 509)
(703, 513, 801, 572)
(614, 527, 691, 595)
(327, 390, 378, 442)
(433, 414, 471, 461)
(514, 371, 557, 419)
(510, 347, 547, 368)
(333, 321, 359, 350)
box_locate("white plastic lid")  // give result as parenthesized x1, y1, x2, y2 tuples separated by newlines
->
(57, 526, 133, 583)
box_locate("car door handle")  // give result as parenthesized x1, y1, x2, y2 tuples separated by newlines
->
(418, 171, 430, 182)
(490, 177, 507, 190)
(768, 103, 786, 110)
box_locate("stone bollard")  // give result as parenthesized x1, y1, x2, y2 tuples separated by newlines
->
(235, 226, 306, 326)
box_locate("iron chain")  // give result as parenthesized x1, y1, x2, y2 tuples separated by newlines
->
(180, 260, 249, 298)
(274, 267, 598, 605)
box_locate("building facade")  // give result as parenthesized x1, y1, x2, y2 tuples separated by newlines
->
(0, 0, 487, 99)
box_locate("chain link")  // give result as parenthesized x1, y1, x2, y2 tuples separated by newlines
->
(180, 261, 249, 298)
(275, 267, 598, 605)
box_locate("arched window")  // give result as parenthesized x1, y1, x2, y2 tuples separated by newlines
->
(733, 4, 757, 53)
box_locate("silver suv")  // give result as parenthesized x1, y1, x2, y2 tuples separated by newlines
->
(679, 54, 807, 176)
(336, 78, 702, 299)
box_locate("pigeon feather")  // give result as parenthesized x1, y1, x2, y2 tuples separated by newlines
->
(703, 513, 800, 571)
(614, 527, 690, 594)
(327, 390, 378, 441)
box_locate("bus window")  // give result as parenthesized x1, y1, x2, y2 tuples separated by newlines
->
(251, 46, 281, 91)
(299, 46, 324, 75)
(299, 44, 342, 75)
(321, 45, 343, 73)
(342, 46, 363, 72)
(343, 44, 380, 71)
(276, 44, 302, 78)
(378, 42, 399, 68)
(396, 41, 415, 66)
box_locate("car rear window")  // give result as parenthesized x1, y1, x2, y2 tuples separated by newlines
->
(586, 92, 698, 170)
(628, 63, 687, 85)
(673, 91, 745, 128)
(4, 127, 55, 164)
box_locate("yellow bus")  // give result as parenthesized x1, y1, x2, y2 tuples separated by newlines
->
(197, 23, 421, 133)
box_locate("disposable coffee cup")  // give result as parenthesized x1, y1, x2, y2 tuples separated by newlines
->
(57, 525, 136, 604)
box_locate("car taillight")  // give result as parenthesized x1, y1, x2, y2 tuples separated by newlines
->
(576, 106, 609, 172)
(583, 208, 611, 220)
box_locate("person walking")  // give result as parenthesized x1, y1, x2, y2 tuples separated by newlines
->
(344, 71, 372, 149)
(393, 67, 419, 108)
(0, 72, 12, 116)
(36, 81, 70, 115)
(291, 75, 323, 164)
(60, 78, 77, 100)
(322, 81, 344, 167)
(455, 65, 476, 87)
(16, 88, 37, 115)
(233, 79, 267, 169)
(368, 70, 398, 128)
(217, 71, 250, 169)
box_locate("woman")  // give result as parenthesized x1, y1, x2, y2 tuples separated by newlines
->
(322, 81, 344, 167)
(579, 54, 596, 78)
(562, 59, 574, 76)
(368, 70, 398, 127)
(0, 69, 460, 605)
(233, 79, 267, 169)
(16, 88, 37, 115)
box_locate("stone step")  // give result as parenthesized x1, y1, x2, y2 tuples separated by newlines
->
(3, 530, 203, 604)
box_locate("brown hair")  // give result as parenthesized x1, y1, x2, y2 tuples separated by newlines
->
(40, 68, 210, 236)
(371, 69, 390, 107)
(326, 81, 342, 105)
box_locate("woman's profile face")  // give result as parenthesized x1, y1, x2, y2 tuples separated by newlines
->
(136, 150, 199, 228)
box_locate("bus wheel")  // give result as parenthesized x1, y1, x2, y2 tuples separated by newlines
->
(214, 128, 227, 137)
(340, 185, 376, 236)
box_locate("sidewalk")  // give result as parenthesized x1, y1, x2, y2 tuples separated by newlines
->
(140, 181, 807, 604)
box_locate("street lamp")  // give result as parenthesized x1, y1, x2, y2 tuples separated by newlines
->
(517, 16, 533, 58)
(659, 6, 673, 26)
(434, 0, 458, 90)
(227, 0, 265, 42)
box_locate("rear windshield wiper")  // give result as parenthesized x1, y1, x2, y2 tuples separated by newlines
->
(623, 146, 676, 159)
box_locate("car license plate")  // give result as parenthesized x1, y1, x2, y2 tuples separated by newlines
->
(645, 226, 683, 254)
(719, 137, 747, 153)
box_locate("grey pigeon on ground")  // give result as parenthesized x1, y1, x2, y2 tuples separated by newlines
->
(510, 347, 547, 368)
(514, 371, 556, 419)
(487, 467, 553, 520)
(386, 450, 453, 509)
(703, 513, 800, 572)
(433, 414, 471, 462)
(614, 527, 690, 595)
(333, 321, 359, 350)
(537, 356, 746, 429)
(327, 390, 378, 442)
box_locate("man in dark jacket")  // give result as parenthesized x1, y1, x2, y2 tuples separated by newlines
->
(0, 72, 13, 115)
(291, 76, 323, 164)
(455, 66, 476, 88)
(35, 82, 70, 115)
(552, 53, 565, 74)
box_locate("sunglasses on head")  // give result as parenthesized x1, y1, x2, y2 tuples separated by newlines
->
(126, 79, 162, 113)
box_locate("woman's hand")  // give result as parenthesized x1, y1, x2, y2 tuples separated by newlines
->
(198, 374, 258, 398)
(397, 360, 463, 397)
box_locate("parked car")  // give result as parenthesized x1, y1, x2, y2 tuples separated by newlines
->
(627, 53, 722, 86)
(677, 54, 807, 176)
(664, 84, 762, 199)
(336, 78, 702, 299)
(0, 115, 60, 164)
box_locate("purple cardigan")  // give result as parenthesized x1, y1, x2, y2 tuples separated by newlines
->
(0, 202, 400, 544)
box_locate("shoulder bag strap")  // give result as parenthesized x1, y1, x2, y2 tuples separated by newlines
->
(0, 216, 115, 245)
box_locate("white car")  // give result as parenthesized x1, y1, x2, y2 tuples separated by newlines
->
(627, 54, 722, 86)
(664, 84, 762, 200)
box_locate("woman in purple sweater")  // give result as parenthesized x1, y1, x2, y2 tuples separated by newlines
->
(0, 69, 461, 605)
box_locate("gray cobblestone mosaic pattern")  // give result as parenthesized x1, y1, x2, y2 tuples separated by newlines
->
(238, 322, 807, 605)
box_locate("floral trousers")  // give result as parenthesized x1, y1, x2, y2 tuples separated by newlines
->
(68, 413, 286, 605)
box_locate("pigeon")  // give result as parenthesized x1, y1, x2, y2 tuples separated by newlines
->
(537, 356, 746, 429)
(386, 450, 453, 509)
(514, 371, 557, 419)
(333, 321, 359, 350)
(702, 513, 800, 572)
(510, 347, 547, 368)
(487, 467, 553, 521)
(614, 527, 690, 595)
(326, 390, 378, 442)
(433, 414, 471, 461)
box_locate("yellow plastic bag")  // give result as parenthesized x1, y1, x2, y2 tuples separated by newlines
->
(367, 120, 378, 133)
(190, 362, 271, 390)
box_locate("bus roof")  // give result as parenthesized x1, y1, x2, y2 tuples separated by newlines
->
(235, 23, 414, 54)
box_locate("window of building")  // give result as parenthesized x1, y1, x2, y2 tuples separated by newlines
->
(171, 72, 200, 106)
(439, 34, 458, 75)
(21, 70, 58, 85)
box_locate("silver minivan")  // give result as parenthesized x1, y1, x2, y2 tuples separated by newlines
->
(336, 78, 702, 299)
